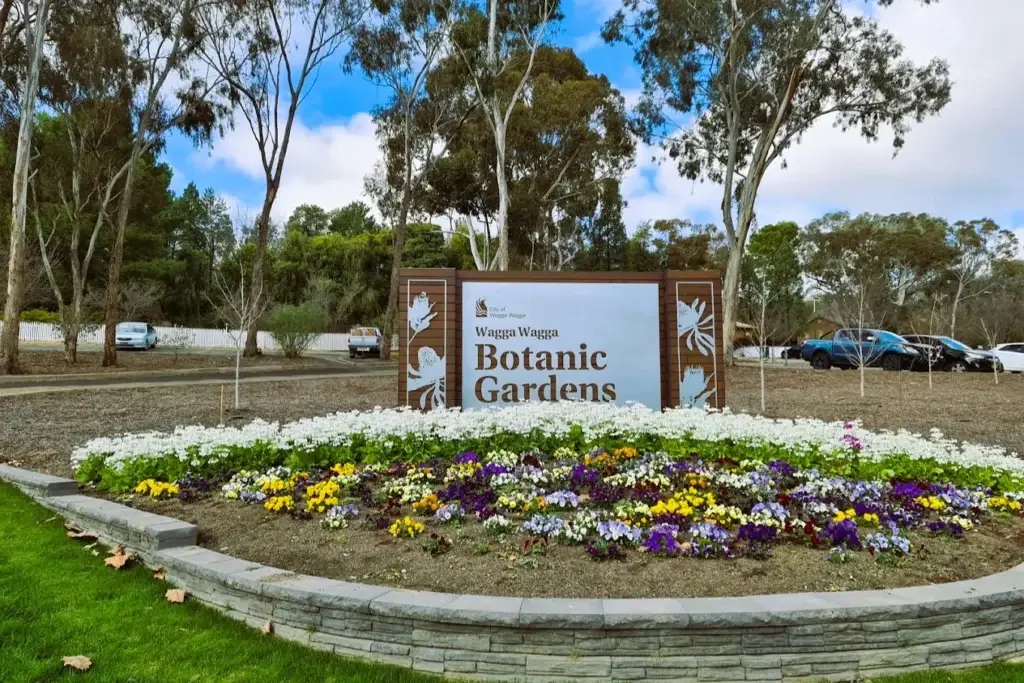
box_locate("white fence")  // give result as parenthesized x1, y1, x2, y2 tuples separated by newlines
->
(12, 321, 353, 353)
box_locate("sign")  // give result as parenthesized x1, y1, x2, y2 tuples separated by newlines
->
(398, 270, 725, 411)
(461, 281, 662, 409)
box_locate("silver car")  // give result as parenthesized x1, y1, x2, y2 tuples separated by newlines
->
(115, 322, 158, 350)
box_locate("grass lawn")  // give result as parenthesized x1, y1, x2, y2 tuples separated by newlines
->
(3, 482, 1024, 683)
(0, 483, 438, 683)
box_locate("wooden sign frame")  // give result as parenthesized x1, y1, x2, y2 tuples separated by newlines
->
(398, 269, 725, 411)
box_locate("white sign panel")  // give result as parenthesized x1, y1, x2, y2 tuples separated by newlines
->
(461, 281, 661, 409)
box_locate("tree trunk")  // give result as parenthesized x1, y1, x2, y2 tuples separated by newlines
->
(102, 153, 139, 366)
(382, 190, 412, 363)
(244, 187, 277, 356)
(64, 325, 79, 364)
(721, 245, 743, 364)
(493, 123, 510, 271)
(1, 0, 50, 375)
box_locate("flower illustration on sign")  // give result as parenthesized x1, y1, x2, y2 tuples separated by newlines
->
(408, 346, 446, 409)
(680, 366, 715, 408)
(408, 292, 437, 341)
(677, 298, 715, 357)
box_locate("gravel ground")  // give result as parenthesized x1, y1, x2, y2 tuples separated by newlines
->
(8, 348, 337, 376)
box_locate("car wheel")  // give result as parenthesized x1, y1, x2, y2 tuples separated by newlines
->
(810, 352, 831, 370)
(349, 351, 356, 359)
(881, 353, 902, 372)
(948, 361, 968, 373)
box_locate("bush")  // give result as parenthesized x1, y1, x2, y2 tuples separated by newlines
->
(17, 309, 60, 324)
(268, 303, 327, 358)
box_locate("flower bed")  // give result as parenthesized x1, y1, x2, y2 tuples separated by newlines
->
(71, 404, 1024, 569)
(73, 403, 1024, 492)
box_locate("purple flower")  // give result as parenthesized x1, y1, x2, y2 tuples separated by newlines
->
(569, 464, 599, 491)
(455, 451, 480, 465)
(643, 523, 681, 557)
(688, 522, 733, 558)
(767, 460, 795, 477)
(823, 519, 862, 550)
(481, 463, 509, 479)
(597, 520, 642, 544)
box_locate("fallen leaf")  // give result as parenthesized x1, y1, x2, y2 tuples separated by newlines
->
(43, 516, 58, 523)
(153, 567, 167, 581)
(261, 621, 273, 635)
(91, 550, 99, 556)
(165, 589, 187, 603)
(62, 656, 92, 671)
(63, 523, 80, 532)
(111, 544, 125, 556)
(104, 551, 132, 570)
(67, 530, 98, 541)
(83, 542, 98, 550)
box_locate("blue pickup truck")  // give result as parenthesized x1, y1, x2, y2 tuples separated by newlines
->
(800, 328, 923, 371)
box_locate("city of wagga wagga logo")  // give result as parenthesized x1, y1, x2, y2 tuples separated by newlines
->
(474, 338, 615, 403)
(475, 298, 487, 317)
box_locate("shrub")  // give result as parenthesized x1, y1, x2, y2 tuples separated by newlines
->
(19, 309, 60, 324)
(268, 303, 327, 358)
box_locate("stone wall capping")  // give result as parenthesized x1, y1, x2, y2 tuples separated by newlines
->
(7, 464, 1024, 682)
(0, 464, 79, 497)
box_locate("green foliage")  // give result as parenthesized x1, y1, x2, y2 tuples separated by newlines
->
(18, 309, 60, 323)
(268, 303, 328, 359)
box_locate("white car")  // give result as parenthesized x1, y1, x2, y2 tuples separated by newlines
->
(991, 343, 1024, 373)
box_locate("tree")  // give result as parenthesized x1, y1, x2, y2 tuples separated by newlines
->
(119, 278, 162, 320)
(448, 0, 560, 270)
(101, 0, 228, 367)
(196, 0, 366, 357)
(420, 44, 633, 272)
(944, 219, 1018, 338)
(350, 0, 466, 360)
(1, 0, 52, 374)
(285, 204, 330, 236)
(741, 221, 805, 344)
(604, 0, 952, 360)
(210, 266, 267, 410)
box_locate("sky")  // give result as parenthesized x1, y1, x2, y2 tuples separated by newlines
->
(164, 0, 1024, 248)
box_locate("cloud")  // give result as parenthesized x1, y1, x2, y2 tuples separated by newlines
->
(620, 0, 1024, 234)
(197, 113, 381, 221)
(574, 31, 603, 55)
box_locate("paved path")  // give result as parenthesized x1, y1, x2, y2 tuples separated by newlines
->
(0, 364, 396, 397)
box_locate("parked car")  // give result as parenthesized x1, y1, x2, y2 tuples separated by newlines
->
(348, 326, 382, 358)
(781, 346, 802, 360)
(800, 328, 922, 371)
(991, 343, 1024, 373)
(901, 335, 1001, 373)
(115, 322, 158, 350)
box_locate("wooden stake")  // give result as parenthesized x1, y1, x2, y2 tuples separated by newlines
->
(220, 385, 225, 424)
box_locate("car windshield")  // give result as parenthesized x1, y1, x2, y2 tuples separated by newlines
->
(938, 336, 972, 352)
(354, 328, 374, 336)
(117, 324, 146, 334)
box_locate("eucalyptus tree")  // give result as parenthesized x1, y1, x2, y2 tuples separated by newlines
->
(0, 0, 50, 374)
(98, 0, 229, 367)
(196, 0, 367, 356)
(447, 0, 560, 270)
(604, 0, 953, 359)
(349, 0, 466, 360)
(28, 0, 136, 363)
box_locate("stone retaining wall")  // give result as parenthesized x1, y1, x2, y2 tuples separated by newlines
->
(4, 464, 1024, 682)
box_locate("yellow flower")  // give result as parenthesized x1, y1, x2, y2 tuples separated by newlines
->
(862, 513, 880, 526)
(988, 496, 1022, 513)
(134, 479, 180, 499)
(914, 496, 946, 511)
(412, 493, 441, 513)
(389, 516, 425, 538)
(264, 495, 294, 513)
(331, 463, 356, 477)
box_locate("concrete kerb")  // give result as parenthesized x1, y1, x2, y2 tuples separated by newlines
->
(4, 463, 1024, 682)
